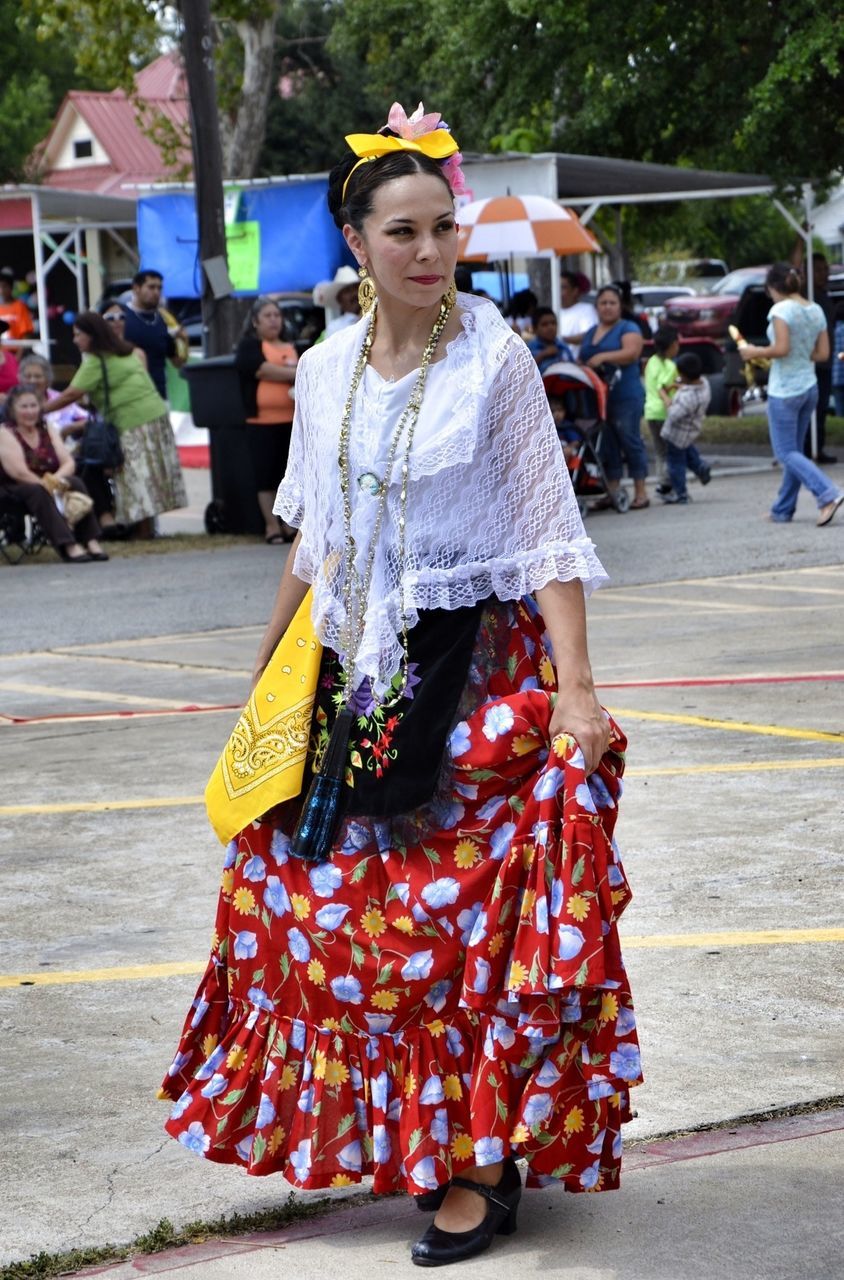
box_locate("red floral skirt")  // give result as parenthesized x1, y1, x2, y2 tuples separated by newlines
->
(160, 600, 642, 1195)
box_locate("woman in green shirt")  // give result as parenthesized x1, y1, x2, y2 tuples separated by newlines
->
(48, 311, 187, 537)
(643, 324, 679, 496)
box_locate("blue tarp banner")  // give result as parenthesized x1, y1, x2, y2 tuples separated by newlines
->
(137, 181, 352, 298)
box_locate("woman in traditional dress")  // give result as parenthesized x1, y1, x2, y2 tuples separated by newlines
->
(160, 103, 642, 1267)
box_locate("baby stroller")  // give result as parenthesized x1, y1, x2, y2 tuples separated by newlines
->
(542, 361, 630, 514)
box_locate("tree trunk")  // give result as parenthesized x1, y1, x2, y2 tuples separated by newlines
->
(220, 7, 281, 180)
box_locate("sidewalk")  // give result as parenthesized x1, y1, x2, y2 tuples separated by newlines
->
(74, 1108, 844, 1280)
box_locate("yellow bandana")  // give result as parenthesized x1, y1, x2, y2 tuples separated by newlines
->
(341, 129, 460, 202)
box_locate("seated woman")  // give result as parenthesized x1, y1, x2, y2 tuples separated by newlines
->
(46, 311, 187, 539)
(17, 351, 89, 438)
(0, 385, 107, 562)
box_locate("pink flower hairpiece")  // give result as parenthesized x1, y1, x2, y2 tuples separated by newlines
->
(385, 101, 466, 196)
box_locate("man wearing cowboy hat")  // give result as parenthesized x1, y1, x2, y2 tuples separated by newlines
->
(313, 265, 360, 338)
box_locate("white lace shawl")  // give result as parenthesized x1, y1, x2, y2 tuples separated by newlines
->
(275, 292, 607, 696)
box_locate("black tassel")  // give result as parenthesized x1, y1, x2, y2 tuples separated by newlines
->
(290, 706, 355, 862)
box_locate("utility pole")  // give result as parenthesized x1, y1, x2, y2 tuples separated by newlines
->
(179, 0, 240, 357)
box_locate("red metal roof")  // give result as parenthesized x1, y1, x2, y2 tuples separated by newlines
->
(134, 52, 187, 101)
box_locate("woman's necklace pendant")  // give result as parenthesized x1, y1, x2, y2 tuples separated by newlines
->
(357, 471, 384, 497)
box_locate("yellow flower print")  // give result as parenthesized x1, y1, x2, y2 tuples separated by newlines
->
(250, 1056, 264, 1078)
(539, 654, 555, 687)
(313, 1050, 327, 1080)
(443, 1074, 463, 1100)
(291, 893, 311, 920)
(210, 928, 220, 951)
(521, 843, 536, 869)
(552, 733, 575, 758)
(233, 886, 255, 914)
(610, 1091, 622, 1109)
(226, 1044, 247, 1071)
(360, 907, 387, 938)
(450, 1134, 474, 1160)
(611, 888, 626, 906)
(220, 869, 234, 896)
(393, 915, 415, 935)
(279, 1064, 297, 1091)
(324, 1059, 349, 1087)
(268, 1124, 286, 1156)
(330, 1173, 354, 1187)
(404, 1072, 417, 1097)
(453, 839, 480, 870)
(508, 960, 529, 990)
(511, 1122, 530, 1144)
(564, 1106, 585, 1134)
(371, 990, 399, 1011)
(520, 889, 536, 918)
(488, 931, 506, 957)
(600, 993, 619, 1022)
(201, 1034, 218, 1058)
(426, 1019, 445, 1038)
(322, 1017, 342, 1032)
(566, 893, 590, 922)
(512, 732, 538, 756)
(307, 959, 326, 986)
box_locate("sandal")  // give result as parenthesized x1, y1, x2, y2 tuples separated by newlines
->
(817, 495, 844, 527)
(630, 497, 650, 509)
(265, 532, 287, 545)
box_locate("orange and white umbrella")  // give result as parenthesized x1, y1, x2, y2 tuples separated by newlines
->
(457, 194, 599, 259)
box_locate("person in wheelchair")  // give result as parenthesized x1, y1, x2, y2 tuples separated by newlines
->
(0, 386, 107, 562)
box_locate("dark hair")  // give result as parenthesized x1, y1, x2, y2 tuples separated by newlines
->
(507, 288, 538, 318)
(596, 284, 623, 303)
(99, 299, 127, 318)
(676, 352, 702, 380)
(6, 384, 46, 426)
(73, 310, 135, 356)
(327, 139, 453, 232)
(532, 306, 557, 327)
(561, 271, 583, 293)
(766, 262, 801, 295)
(653, 324, 679, 355)
(132, 269, 163, 288)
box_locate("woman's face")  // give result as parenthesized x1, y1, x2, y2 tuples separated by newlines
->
(20, 363, 48, 398)
(102, 307, 126, 338)
(11, 392, 41, 429)
(596, 291, 622, 324)
(346, 173, 458, 310)
(73, 327, 92, 353)
(254, 303, 283, 340)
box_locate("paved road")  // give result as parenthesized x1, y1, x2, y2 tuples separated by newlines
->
(1, 461, 843, 1273)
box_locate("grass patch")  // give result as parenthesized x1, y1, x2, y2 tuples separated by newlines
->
(701, 414, 844, 446)
(1, 1192, 356, 1278)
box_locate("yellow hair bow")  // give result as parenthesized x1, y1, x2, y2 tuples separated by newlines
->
(341, 129, 460, 203)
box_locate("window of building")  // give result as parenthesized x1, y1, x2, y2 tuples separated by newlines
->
(73, 139, 93, 160)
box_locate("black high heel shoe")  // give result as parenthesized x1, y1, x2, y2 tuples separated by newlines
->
(413, 1182, 450, 1213)
(410, 1158, 521, 1267)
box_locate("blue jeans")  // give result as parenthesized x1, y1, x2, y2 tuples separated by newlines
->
(601, 398, 648, 482)
(833, 386, 844, 418)
(767, 387, 841, 521)
(666, 440, 706, 498)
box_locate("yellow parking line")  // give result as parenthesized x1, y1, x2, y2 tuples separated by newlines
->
(0, 680, 220, 710)
(3, 928, 841, 989)
(37, 651, 251, 677)
(607, 707, 844, 743)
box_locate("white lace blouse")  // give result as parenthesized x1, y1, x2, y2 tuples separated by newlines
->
(275, 292, 607, 696)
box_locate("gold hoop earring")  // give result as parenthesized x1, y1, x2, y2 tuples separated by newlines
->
(358, 266, 377, 315)
(443, 279, 457, 309)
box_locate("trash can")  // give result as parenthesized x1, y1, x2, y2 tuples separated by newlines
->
(180, 355, 263, 536)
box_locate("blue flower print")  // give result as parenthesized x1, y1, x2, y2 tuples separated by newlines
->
(178, 1121, 210, 1156)
(314, 902, 351, 930)
(579, 1160, 601, 1190)
(290, 1139, 312, 1181)
(522, 1093, 553, 1126)
(373, 1124, 391, 1163)
(298, 1084, 315, 1113)
(290, 1018, 306, 1050)
(445, 1024, 464, 1055)
(424, 978, 453, 1013)
(401, 950, 434, 981)
(535, 1058, 561, 1087)
(195, 1045, 225, 1080)
(256, 1094, 276, 1129)
(411, 902, 430, 924)
(568, 744, 585, 772)
(223, 840, 237, 869)
(557, 924, 585, 960)
(189, 998, 209, 1030)
(616, 1005, 637, 1036)
(468, 908, 488, 947)
(519, 675, 539, 691)
(489, 822, 517, 861)
(371, 1070, 391, 1110)
(235, 1135, 253, 1162)
(531, 819, 550, 847)
(456, 901, 483, 946)
(535, 895, 549, 935)
(474, 1136, 504, 1165)
(387, 1096, 403, 1123)
(350, 1063, 364, 1091)
(575, 782, 598, 813)
(269, 828, 290, 864)
(419, 1075, 445, 1105)
(364, 1012, 394, 1035)
(482, 702, 515, 742)
(411, 1156, 439, 1190)
(263, 877, 290, 917)
(392, 881, 410, 905)
(586, 1128, 606, 1156)
(532, 766, 563, 802)
(428, 797, 464, 830)
(169, 1092, 191, 1119)
(455, 780, 478, 800)
(484, 1020, 515, 1054)
(337, 1139, 362, 1171)
(550, 878, 564, 917)
(330, 974, 365, 1004)
(168, 1050, 191, 1078)
(588, 1077, 618, 1101)
(309, 862, 342, 898)
(338, 821, 372, 856)
(588, 773, 615, 809)
(364, 1037, 379, 1060)
(477, 794, 506, 822)
(471, 956, 491, 994)
(607, 863, 624, 888)
(287, 928, 311, 963)
(610, 1042, 642, 1082)
(246, 986, 275, 1013)
(561, 991, 582, 1022)
(449, 720, 472, 757)
(242, 854, 267, 882)
(613, 1130, 623, 1160)
(430, 1108, 449, 1144)
(200, 1072, 227, 1099)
